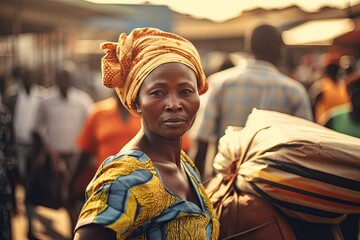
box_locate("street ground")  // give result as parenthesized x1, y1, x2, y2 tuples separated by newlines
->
(11, 185, 71, 240)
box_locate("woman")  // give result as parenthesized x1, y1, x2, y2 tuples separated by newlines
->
(73, 28, 219, 240)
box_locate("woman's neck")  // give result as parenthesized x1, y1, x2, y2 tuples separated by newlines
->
(130, 129, 183, 166)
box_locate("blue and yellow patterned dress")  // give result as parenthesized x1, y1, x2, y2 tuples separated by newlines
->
(75, 150, 219, 240)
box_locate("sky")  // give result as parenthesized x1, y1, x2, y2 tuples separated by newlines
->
(85, 0, 360, 22)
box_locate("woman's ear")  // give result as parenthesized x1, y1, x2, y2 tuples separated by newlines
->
(135, 102, 141, 113)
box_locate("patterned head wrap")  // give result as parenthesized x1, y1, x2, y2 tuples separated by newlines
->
(101, 27, 208, 116)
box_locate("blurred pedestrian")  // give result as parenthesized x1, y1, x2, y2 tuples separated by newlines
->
(4, 67, 47, 183)
(308, 52, 350, 124)
(0, 103, 17, 240)
(65, 90, 141, 216)
(324, 65, 360, 137)
(292, 53, 316, 90)
(323, 64, 360, 240)
(75, 90, 141, 170)
(73, 27, 219, 240)
(3, 67, 48, 239)
(202, 51, 236, 76)
(191, 24, 313, 179)
(32, 63, 94, 236)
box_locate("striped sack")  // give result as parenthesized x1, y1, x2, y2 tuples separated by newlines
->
(214, 109, 360, 224)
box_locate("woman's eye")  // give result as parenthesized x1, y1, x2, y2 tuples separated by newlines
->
(181, 89, 193, 95)
(150, 90, 164, 96)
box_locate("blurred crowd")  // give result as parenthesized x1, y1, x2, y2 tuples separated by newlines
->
(0, 23, 359, 240)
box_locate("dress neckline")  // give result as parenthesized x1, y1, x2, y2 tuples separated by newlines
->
(119, 149, 206, 212)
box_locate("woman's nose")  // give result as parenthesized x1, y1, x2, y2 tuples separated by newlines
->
(165, 94, 183, 111)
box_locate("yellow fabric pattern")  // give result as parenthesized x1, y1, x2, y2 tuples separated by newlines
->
(181, 151, 220, 240)
(165, 212, 210, 239)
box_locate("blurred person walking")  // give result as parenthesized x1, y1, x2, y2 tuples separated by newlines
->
(0, 102, 17, 240)
(292, 53, 316, 90)
(3, 67, 48, 240)
(4, 67, 47, 183)
(30, 63, 94, 237)
(65, 91, 141, 221)
(324, 64, 360, 137)
(308, 52, 350, 124)
(74, 91, 141, 170)
(322, 64, 360, 240)
(191, 24, 313, 179)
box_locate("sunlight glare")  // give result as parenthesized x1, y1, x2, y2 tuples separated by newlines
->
(84, 0, 360, 22)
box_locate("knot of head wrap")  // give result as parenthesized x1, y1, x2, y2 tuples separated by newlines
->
(100, 27, 208, 116)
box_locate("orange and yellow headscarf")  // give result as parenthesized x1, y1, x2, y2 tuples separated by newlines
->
(100, 27, 208, 116)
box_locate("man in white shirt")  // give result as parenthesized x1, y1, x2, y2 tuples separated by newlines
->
(4, 67, 47, 181)
(33, 64, 94, 235)
(36, 70, 94, 156)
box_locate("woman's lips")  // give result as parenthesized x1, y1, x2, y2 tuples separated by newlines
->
(163, 118, 186, 127)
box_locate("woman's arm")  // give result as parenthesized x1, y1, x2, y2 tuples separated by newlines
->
(73, 224, 116, 240)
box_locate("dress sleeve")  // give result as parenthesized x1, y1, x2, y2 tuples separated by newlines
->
(75, 153, 165, 239)
(75, 174, 138, 238)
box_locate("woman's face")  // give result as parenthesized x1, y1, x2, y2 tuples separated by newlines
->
(137, 62, 200, 140)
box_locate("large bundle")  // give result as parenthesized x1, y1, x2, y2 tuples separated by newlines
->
(214, 109, 360, 224)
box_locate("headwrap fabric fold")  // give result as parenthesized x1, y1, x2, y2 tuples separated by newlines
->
(101, 27, 208, 116)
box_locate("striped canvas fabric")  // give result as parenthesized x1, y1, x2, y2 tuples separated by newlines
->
(214, 109, 360, 224)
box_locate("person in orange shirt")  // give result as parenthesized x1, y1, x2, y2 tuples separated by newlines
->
(64, 91, 141, 233)
(77, 93, 141, 168)
(308, 52, 350, 124)
(68, 91, 141, 191)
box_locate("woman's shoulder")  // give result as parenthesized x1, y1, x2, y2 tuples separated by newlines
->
(86, 150, 157, 195)
(102, 150, 150, 166)
(96, 150, 155, 177)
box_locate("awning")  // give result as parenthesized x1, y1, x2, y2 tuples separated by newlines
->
(333, 17, 360, 46)
(0, 0, 136, 36)
(282, 18, 355, 45)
